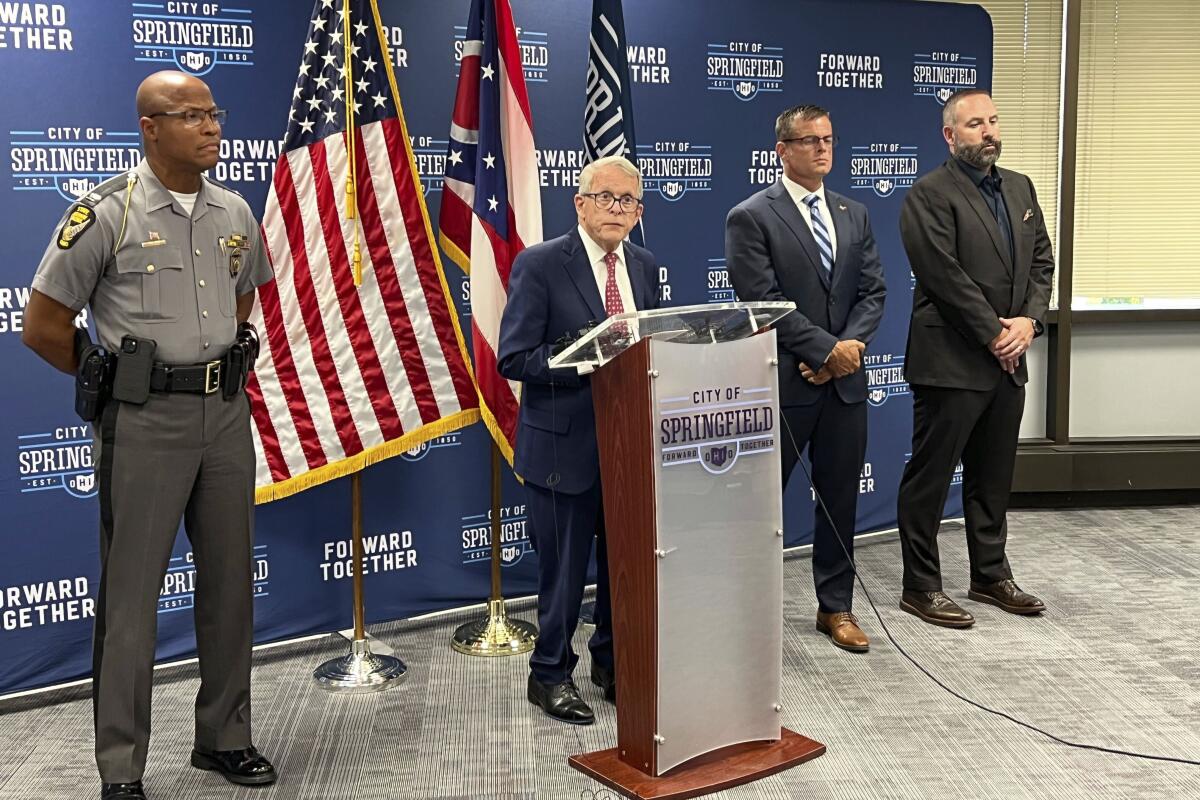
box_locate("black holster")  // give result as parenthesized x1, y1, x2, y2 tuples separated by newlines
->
(73, 329, 112, 422)
(220, 322, 259, 399)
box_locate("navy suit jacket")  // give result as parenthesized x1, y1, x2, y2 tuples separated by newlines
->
(497, 228, 659, 494)
(725, 181, 886, 406)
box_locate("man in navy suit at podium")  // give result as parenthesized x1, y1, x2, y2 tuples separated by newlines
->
(726, 105, 887, 652)
(498, 155, 660, 725)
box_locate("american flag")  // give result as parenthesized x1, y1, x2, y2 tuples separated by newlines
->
(248, 0, 479, 502)
(438, 0, 542, 464)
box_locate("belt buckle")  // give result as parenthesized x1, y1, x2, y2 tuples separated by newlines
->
(204, 360, 221, 394)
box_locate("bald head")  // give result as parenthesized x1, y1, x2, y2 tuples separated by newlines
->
(136, 70, 222, 187)
(135, 70, 212, 117)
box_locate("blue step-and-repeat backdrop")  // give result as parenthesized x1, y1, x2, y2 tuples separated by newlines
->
(0, 0, 988, 695)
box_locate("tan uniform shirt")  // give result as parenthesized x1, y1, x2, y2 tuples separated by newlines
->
(31, 159, 272, 364)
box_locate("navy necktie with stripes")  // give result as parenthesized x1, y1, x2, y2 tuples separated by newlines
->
(804, 193, 834, 278)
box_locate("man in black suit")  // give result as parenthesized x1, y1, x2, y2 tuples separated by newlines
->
(896, 89, 1054, 628)
(498, 156, 659, 724)
(726, 105, 886, 652)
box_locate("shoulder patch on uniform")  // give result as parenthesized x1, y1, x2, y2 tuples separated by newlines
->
(77, 171, 135, 208)
(57, 204, 96, 249)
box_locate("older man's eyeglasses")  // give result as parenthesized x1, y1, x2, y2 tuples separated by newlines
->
(780, 135, 838, 149)
(581, 191, 642, 212)
(148, 108, 228, 128)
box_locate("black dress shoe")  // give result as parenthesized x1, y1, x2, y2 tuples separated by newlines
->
(969, 579, 1045, 615)
(191, 746, 277, 786)
(527, 674, 595, 725)
(900, 590, 975, 628)
(101, 782, 146, 800)
(590, 662, 617, 704)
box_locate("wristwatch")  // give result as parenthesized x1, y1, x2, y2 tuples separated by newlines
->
(1026, 317, 1044, 338)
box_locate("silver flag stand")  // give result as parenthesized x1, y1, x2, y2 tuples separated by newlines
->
(313, 472, 407, 692)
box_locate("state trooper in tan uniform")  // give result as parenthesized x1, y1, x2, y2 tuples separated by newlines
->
(23, 71, 277, 800)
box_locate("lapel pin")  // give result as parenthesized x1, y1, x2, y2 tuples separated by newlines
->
(838, 204, 847, 211)
(1023, 208, 1033, 222)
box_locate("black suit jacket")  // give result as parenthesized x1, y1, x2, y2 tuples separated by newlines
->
(497, 228, 660, 494)
(725, 181, 886, 406)
(899, 159, 1054, 391)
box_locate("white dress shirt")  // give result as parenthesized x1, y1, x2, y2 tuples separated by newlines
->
(780, 174, 837, 257)
(578, 225, 637, 315)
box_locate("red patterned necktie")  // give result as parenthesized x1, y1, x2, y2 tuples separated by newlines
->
(603, 251, 625, 317)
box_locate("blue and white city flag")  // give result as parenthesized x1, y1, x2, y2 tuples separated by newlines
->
(583, 0, 643, 245)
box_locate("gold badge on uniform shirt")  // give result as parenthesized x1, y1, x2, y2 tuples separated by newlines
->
(226, 232, 249, 277)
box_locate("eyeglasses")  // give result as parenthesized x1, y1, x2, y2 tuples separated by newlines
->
(148, 108, 228, 128)
(780, 135, 838, 149)
(580, 191, 642, 212)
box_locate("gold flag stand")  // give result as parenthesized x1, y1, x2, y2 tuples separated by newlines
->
(451, 443, 538, 656)
(313, 472, 408, 691)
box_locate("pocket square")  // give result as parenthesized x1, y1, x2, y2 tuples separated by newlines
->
(1022, 208, 1033, 222)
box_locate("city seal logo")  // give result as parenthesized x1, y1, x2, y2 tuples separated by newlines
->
(850, 145, 919, 198)
(912, 51, 978, 105)
(637, 142, 713, 203)
(69, 473, 95, 494)
(181, 51, 209, 72)
(864, 354, 910, 407)
(707, 42, 784, 101)
(57, 204, 95, 249)
(701, 443, 736, 474)
(10, 127, 142, 201)
(132, 5, 255, 76)
(659, 385, 775, 473)
(400, 433, 463, 462)
(18, 425, 97, 499)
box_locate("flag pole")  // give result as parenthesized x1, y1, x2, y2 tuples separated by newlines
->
(312, 0, 405, 692)
(450, 441, 537, 656)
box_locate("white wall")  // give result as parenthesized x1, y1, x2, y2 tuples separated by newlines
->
(1019, 335, 1049, 440)
(1069, 323, 1200, 438)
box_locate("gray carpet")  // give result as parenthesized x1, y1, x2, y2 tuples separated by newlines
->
(3, 506, 1199, 799)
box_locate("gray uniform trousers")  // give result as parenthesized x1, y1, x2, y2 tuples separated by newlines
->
(93, 388, 255, 784)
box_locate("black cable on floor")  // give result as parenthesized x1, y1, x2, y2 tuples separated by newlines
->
(781, 414, 1200, 767)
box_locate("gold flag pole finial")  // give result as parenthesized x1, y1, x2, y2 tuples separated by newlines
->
(342, 0, 363, 286)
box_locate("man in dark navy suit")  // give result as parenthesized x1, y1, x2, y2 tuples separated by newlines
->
(726, 104, 886, 652)
(498, 155, 659, 724)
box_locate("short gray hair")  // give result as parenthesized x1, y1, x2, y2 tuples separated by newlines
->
(775, 104, 829, 142)
(942, 88, 992, 127)
(579, 155, 642, 197)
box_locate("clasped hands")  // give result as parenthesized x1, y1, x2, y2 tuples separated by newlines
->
(799, 339, 865, 385)
(989, 317, 1035, 375)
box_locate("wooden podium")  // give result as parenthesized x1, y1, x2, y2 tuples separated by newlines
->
(550, 303, 825, 800)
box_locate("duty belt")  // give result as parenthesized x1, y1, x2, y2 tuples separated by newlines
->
(150, 360, 223, 394)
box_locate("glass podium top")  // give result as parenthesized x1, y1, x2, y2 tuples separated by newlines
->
(547, 301, 795, 370)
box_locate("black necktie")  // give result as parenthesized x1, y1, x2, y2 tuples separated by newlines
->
(983, 175, 1013, 261)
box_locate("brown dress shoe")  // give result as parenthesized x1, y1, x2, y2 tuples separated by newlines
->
(900, 590, 975, 628)
(815, 611, 869, 652)
(968, 579, 1045, 615)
